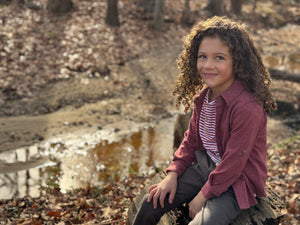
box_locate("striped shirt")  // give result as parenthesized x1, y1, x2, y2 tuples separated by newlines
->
(199, 90, 222, 165)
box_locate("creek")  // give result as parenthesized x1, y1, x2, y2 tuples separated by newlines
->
(0, 117, 176, 200)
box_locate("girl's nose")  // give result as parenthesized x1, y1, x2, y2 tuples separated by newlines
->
(203, 59, 214, 69)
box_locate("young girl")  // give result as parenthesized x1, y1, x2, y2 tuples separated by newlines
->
(132, 16, 276, 225)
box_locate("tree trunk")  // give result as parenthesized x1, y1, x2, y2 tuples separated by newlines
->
(252, 0, 258, 14)
(127, 172, 286, 225)
(205, 0, 225, 16)
(230, 0, 242, 15)
(181, 0, 192, 25)
(173, 112, 192, 150)
(152, 0, 164, 31)
(105, 0, 120, 27)
(46, 0, 73, 13)
(137, 0, 155, 13)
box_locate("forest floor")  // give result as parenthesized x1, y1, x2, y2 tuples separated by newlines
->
(0, 0, 300, 224)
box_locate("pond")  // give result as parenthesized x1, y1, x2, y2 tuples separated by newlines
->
(0, 117, 176, 200)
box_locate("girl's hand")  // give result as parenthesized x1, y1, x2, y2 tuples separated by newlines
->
(188, 191, 207, 219)
(147, 172, 178, 209)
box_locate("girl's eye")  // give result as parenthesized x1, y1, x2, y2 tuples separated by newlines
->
(198, 55, 206, 59)
(216, 56, 224, 60)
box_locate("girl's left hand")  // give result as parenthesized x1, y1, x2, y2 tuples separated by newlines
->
(188, 191, 207, 219)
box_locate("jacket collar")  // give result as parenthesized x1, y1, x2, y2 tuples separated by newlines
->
(218, 80, 245, 106)
(197, 80, 245, 106)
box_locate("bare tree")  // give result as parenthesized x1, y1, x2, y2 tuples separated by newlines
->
(181, 0, 192, 25)
(152, 0, 164, 31)
(252, 0, 258, 14)
(105, 0, 120, 27)
(47, 0, 73, 13)
(230, 0, 242, 15)
(137, 0, 155, 13)
(205, 0, 225, 16)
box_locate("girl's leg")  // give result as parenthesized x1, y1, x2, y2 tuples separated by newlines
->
(133, 150, 215, 225)
(188, 187, 241, 225)
(133, 163, 205, 225)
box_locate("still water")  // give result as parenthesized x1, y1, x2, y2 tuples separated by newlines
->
(0, 117, 176, 200)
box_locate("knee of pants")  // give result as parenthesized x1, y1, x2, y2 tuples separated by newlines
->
(139, 195, 154, 212)
(189, 192, 240, 225)
(133, 194, 163, 225)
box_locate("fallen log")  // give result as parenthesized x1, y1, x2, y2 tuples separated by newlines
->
(127, 171, 286, 225)
(268, 68, 300, 83)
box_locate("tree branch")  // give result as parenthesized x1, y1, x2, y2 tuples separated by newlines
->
(268, 68, 300, 83)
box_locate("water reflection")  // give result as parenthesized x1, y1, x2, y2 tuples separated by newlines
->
(0, 146, 56, 200)
(0, 117, 175, 200)
(59, 118, 175, 192)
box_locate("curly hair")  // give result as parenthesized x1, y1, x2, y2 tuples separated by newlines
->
(174, 16, 276, 114)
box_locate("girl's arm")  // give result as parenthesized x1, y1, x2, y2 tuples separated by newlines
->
(166, 100, 203, 176)
(188, 191, 207, 219)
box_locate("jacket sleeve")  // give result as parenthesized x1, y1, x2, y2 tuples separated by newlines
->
(166, 103, 200, 177)
(201, 102, 266, 199)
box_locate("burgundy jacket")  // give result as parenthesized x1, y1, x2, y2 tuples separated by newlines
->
(166, 81, 268, 209)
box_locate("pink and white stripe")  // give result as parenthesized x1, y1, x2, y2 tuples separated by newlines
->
(199, 91, 222, 165)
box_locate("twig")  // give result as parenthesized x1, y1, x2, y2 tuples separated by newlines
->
(99, 218, 127, 225)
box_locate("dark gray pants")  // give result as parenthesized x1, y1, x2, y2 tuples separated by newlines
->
(132, 150, 241, 225)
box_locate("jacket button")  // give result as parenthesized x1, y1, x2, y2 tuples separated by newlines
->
(242, 150, 247, 154)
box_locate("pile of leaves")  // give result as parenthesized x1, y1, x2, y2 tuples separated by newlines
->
(0, 0, 188, 108)
(267, 134, 300, 224)
(0, 174, 154, 225)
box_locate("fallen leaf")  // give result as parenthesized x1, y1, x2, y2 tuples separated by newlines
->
(47, 210, 61, 218)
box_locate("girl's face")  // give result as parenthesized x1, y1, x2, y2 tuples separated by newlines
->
(197, 36, 234, 99)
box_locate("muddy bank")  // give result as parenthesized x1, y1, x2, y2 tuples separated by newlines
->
(0, 44, 182, 153)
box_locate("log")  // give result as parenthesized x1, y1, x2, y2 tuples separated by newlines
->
(268, 68, 300, 83)
(127, 171, 286, 225)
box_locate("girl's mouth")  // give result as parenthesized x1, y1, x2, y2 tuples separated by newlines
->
(203, 73, 218, 78)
